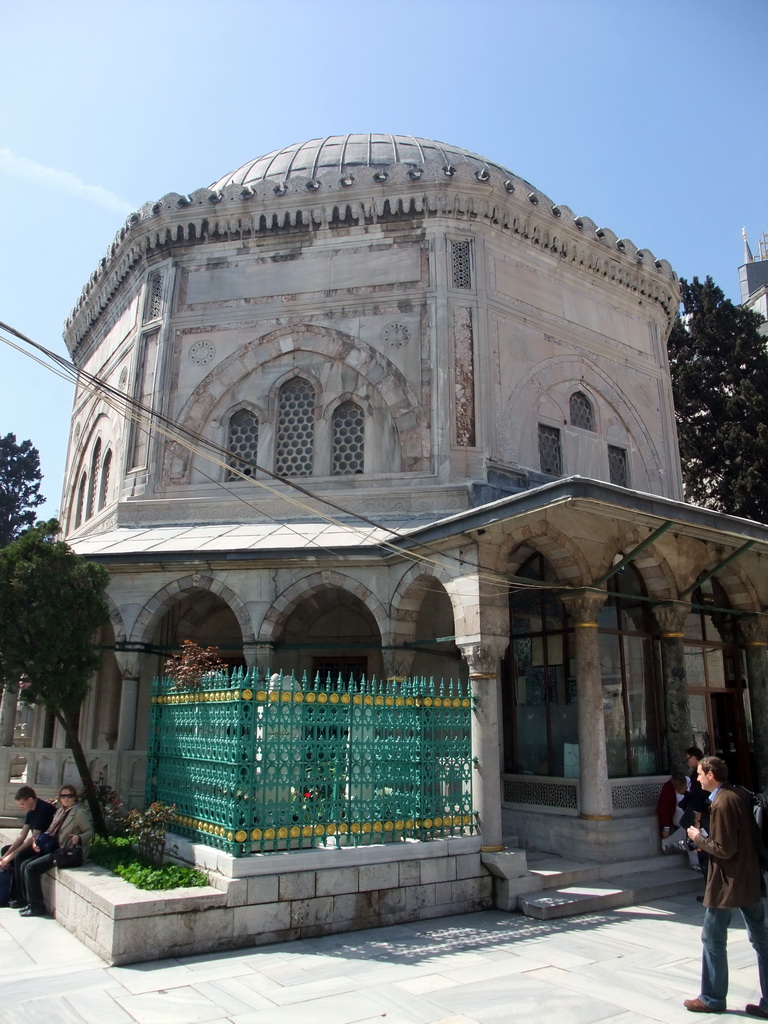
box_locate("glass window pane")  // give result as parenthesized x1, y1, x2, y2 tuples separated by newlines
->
(684, 610, 705, 640)
(624, 636, 658, 774)
(705, 648, 725, 688)
(513, 639, 549, 774)
(684, 646, 706, 687)
(599, 602, 619, 631)
(689, 694, 710, 754)
(600, 633, 628, 776)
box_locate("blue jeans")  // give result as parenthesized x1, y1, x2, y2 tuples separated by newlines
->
(701, 902, 768, 1011)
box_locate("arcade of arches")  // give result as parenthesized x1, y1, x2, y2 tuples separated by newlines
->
(10, 483, 768, 863)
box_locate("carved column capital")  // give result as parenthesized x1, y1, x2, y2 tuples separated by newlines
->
(458, 639, 507, 678)
(114, 649, 142, 679)
(652, 601, 690, 636)
(560, 589, 607, 626)
(740, 615, 768, 647)
(382, 647, 416, 681)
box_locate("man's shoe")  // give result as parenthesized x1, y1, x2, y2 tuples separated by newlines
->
(8, 899, 26, 909)
(19, 905, 46, 917)
(15, 904, 29, 914)
(745, 1006, 768, 1019)
(684, 997, 723, 1013)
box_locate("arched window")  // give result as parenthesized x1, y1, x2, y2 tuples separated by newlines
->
(569, 391, 595, 431)
(332, 401, 365, 475)
(74, 472, 87, 529)
(97, 449, 112, 512)
(276, 378, 314, 477)
(598, 566, 660, 776)
(226, 409, 259, 480)
(85, 439, 101, 521)
(504, 554, 575, 776)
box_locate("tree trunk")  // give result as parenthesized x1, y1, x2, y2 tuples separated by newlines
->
(56, 709, 107, 835)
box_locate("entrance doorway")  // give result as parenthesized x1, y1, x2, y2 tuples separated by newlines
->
(689, 690, 750, 786)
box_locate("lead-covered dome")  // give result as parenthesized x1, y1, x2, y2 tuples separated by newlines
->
(211, 134, 515, 191)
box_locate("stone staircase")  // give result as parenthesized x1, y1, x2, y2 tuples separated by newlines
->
(501, 847, 704, 920)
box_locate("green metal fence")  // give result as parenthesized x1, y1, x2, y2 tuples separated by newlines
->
(147, 669, 475, 856)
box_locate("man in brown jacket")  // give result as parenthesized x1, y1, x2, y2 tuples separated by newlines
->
(683, 756, 768, 1016)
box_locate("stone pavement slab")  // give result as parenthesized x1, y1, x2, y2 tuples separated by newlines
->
(1, 895, 766, 1022)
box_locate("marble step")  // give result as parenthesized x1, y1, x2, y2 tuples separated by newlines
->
(524, 851, 682, 890)
(518, 865, 703, 920)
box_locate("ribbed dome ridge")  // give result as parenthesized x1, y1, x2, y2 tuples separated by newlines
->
(210, 134, 511, 191)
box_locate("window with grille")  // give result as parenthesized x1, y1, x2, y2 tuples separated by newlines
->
(569, 391, 594, 431)
(227, 409, 259, 480)
(97, 450, 112, 512)
(332, 402, 365, 475)
(276, 378, 315, 477)
(608, 445, 628, 487)
(451, 240, 472, 289)
(74, 473, 87, 529)
(86, 439, 101, 520)
(145, 272, 164, 322)
(538, 424, 562, 476)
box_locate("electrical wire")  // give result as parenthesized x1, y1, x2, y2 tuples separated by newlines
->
(0, 319, 567, 594)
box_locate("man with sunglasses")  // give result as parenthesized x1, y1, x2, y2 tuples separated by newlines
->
(683, 756, 768, 1017)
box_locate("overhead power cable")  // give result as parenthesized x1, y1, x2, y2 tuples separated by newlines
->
(0, 319, 564, 595)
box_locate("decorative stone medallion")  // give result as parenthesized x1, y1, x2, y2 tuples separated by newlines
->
(189, 340, 216, 366)
(381, 322, 411, 348)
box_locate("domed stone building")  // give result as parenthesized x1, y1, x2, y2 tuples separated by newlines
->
(10, 136, 768, 938)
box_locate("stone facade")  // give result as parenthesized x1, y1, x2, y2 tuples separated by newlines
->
(9, 135, 768, 889)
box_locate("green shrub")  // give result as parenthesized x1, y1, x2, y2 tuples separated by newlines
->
(89, 835, 208, 891)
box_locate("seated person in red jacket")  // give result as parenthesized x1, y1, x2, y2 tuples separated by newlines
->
(658, 772, 698, 867)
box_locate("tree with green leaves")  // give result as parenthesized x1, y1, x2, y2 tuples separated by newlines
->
(0, 433, 46, 547)
(667, 276, 768, 521)
(0, 519, 111, 833)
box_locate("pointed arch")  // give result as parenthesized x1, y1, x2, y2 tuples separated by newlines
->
(260, 571, 389, 646)
(129, 574, 255, 647)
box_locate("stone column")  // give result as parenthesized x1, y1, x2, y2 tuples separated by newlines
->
(458, 639, 507, 852)
(0, 678, 19, 747)
(381, 646, 416, 682)
(113, 650, 143, 751)
(251, 643, 274, 681)
(740, 616, 768, 792)
(652, 602, 691, 772)
(561, 590, 611, 820)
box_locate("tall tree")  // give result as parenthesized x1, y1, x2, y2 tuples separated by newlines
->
(668, 276, 768, 520)
(0, 519, 110, 833)
(0, 433, 46, 547)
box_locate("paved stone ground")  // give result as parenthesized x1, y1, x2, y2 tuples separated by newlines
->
(1, 894, 765, 1023)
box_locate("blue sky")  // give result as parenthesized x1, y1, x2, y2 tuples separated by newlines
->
(2, 0, 766, 514)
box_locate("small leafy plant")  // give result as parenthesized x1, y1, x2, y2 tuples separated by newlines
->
(125, 801, 177, 866)
(89, 836, 208, 891)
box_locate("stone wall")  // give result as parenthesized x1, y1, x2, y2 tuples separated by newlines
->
(8, 833, 492, 965)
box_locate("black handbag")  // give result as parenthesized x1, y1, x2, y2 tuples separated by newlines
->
(52, 837, 83, 869)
